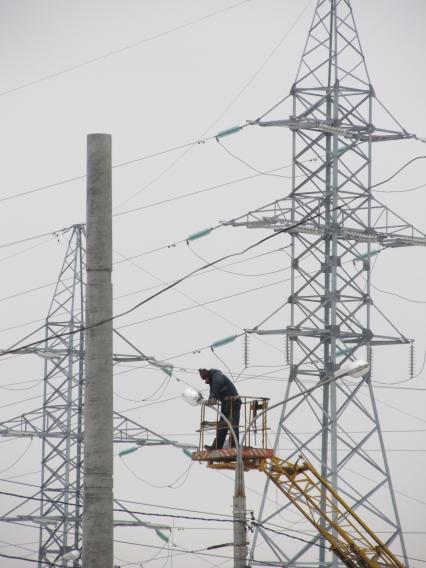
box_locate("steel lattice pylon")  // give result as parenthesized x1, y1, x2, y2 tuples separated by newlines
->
(0, 225, 178, 567)
(227, 1, 426, 566)
(37, 224, 86, 565)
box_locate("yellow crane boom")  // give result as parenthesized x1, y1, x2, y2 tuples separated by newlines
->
(260, 456, 405, 568)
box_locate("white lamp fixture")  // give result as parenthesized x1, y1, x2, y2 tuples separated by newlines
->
(181, 387, 204, 406)
(62, 550, 80, 561)
(337, 359, 370, 379)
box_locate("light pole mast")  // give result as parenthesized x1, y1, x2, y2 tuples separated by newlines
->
(225, 1, 426, 565)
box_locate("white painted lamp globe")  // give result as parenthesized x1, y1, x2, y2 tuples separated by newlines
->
(182, 387, 203, 406)
(341, 359, 370, 378)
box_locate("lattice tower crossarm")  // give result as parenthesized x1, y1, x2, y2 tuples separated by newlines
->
(226, 1, 417, 566)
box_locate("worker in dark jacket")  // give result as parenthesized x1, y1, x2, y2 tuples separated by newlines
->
(199, 368, 242, 450)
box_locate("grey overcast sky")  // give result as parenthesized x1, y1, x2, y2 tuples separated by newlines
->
(0, 1, 425, 566)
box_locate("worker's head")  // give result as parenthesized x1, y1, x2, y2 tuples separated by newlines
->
(199, 368, 211, 383)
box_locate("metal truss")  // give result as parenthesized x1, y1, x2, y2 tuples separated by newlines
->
(226, 1, 421, 566)
(0, 225, 178, 567)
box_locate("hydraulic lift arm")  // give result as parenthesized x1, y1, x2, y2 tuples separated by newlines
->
(259, 456, 405, 568)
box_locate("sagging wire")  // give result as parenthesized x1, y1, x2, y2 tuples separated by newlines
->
(0, 0, 253, 98)
(374, 181, 426, 194)
(371, 347, 426, 386)
(371, 155, 426, 189)
(216, 137, 309, 179)
(114, 373, 170, 403)
(0, 378, 42, 391)
(0, 488, 240, 524)
(114, 162, 297, 220)
(0, 439, 33, 474)
(186, 240, 291, 277)
(120, 457, 194, 490)
(211, 346, 235, 384)
(0, 226, 71, 251)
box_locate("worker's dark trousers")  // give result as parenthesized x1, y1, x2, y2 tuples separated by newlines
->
(213, 399, 242, 449)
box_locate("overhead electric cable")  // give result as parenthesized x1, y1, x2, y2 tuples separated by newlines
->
(371, 155, 426, 188)
(0, 552, 66, 566)
(216, 138, 304, 179)
(374, 181, 426, 194)
(113, 163, 296, 218)
(252, 522, 324, 549)
(114, 498, 234, 519)
(0, 138, 218, 205)
(368, 278, 426, 304)
(0, 228, 71, 250)
(0, 489, 239, 524)
(120, 458, 193, 489)
(0, 0, 253, 97)
(116, 277, 290, 330)
(0, 237, 55, 266)
(187, 242, 290, 277)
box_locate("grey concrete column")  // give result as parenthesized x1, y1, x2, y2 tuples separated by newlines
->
(83, 133, 113, 568)
(233, 494, 247, 568)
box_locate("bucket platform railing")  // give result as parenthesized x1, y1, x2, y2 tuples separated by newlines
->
(191, 396, 274, 470)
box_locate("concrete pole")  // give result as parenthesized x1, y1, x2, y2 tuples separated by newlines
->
(233, 463, 247, 568)
(83, 133, 113, 568)
(203, 405, 247, 567)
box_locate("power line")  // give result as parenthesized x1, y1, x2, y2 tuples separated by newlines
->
(359, 263, 426, 305)
(114, 498, 235, 519)
(375, 181, 426, 194)
(0, 489, 240, 524)
(113, 163, 295, 218)
(0, 440, 33, 474)
(0, 138, 218, 206)
(216, 138, 305, 179)
(252, 522, 325, 550)
(187, 241, 291, 278)
(0, 227, 70, 251)
(0, 479, 236, 520)
(371, 155, 426, 188)
(0, 237, 55, 266)
(119, 458, 193, 489)
(0, 552, 66, 566)
(116, 277, 289, 330)
(0, 0, 253, 97)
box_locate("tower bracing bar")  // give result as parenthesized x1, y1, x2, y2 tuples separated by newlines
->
(227, 1, 417, 566)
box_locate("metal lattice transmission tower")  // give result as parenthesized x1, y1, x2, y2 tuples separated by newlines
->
(38, 224, 86, 565)
(0, 225, 178, 567)
(227, 1, 426, 566)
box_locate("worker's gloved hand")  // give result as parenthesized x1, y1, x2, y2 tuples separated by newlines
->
(205, 397, 217, 406)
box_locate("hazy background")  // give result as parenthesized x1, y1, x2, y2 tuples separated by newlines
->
(0, 1, 425, 566)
